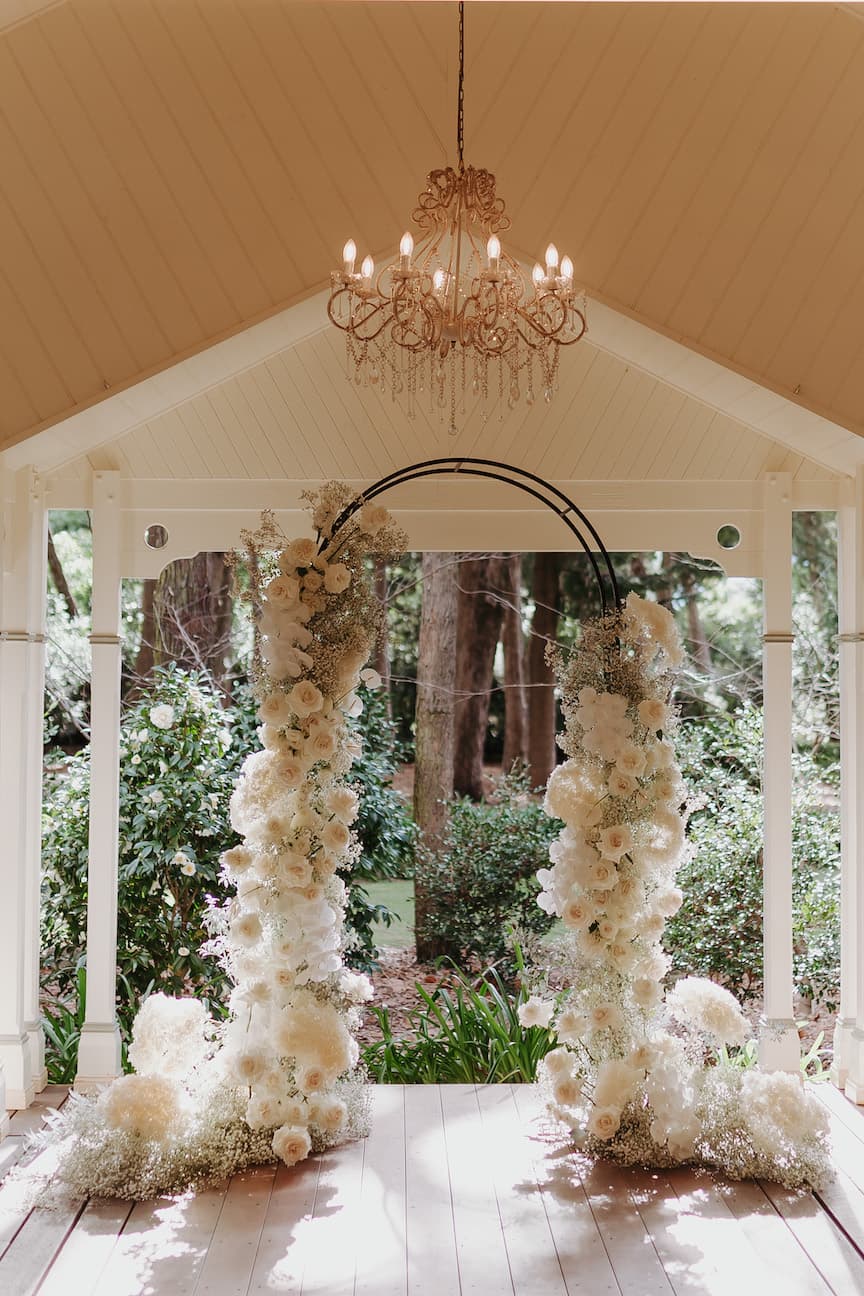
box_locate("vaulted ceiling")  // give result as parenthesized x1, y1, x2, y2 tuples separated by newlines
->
(1, 0, 863, 455)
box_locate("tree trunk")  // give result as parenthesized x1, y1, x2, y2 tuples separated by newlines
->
(682, 569, 712, 673)
(501, 553, 528, 775)
(413, 551, 458, 961)
(371, 557, 392, 719)
(452, 555, 506, 800)
(47, 528, 78, 619)
(133, 578, 157, 682)
(152, 552, 234, 693)
(527, 552, 563, 790)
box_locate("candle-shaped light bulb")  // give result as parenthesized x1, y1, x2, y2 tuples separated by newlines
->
(433, 268, 447, 293)
(560, 255, 574, 282)
(545, 243, 559, 273)
(399, 231, 414, 267)
(361, 254, 374, 282)
(343, 238, 356, 275)
(532, 262, 544, 288)
(486, 234, 501, 267)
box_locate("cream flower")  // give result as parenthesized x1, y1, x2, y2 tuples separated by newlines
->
(325, 786, 359, 824)
(230, 912, 263, 947)
(272, 1124, 312, 1167)
(615, 743, 647, 778)
(359, 503, 390, 534)
(590, 1003, 622, 1031)
(638, 698, 669, 732)
(543, 1046, 574, 1076)
(149, 704, 175, 731)
(288, 680, 324, 717)
(321, 820, 351, 854)
(597, 824, 633, 863)
(517, 996, 554, 1029)
(555, 1008, 588, 1044)
(607, 770, 637, 798)
(259, 692, 295, 728)
(266, 574, 301, 610)
(552, 1076, 583, 1107)
(324, 563, 352, 594)
(587, 1105, 621, 1140)
(98, 1074, 186, 1143)
(282, 537, 318, 570)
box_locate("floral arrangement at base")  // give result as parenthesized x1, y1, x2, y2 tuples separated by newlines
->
(37, 486, 406, 1199)
(526, 593, 831, 1191)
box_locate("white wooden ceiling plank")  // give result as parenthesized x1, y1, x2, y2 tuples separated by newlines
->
(317, 325, 427, 470)
(527, 346, 603, 477)
(641, 394, 705, 481)
(0, 259, 71, 424)
(609, 6, 799, 318)
(247, 359, 328, 481)
(0, 27, 183, 365)
(177, 403, 229, 479)
(583, 3, 748, 291)
(184, 398, 244, 479)
(573, 367, 648, 481)
(606, 381, 669, 481)
(273, 348, 367, 480)
(204, 387, 266, 480)
(159, 0, 306, 293)
(122, 0, 293, 306)
(111, 427, 153, 479)
(566, 354, 634, 478)
(228, 370, 307, 481)
(150, 408, 200, 479)
(109, 1, 270, 320)
(0, 185, 102, 405)
(713, 17, 864, 375)
(51, 3, 237, 340)
(228, 369, 299, 480)
(298, 333, 397, 478)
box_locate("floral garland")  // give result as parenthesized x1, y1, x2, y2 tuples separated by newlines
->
(38, 486, 406, 1199)
(525, 593, 831, 1190)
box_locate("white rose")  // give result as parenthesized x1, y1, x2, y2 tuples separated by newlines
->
(288, 680, 324, 718)
(638, 698, 669, 732)
(265, 575, 301, 610)
(324, 563, 351, 594)
(321, 820, 351, 854)
(587, 1105, 621, 1141)
(272, 1123, 312, 1167)
(517, 996, 554, 1029)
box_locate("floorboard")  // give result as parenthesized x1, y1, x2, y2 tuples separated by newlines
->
(0, 1083, 862, 1295)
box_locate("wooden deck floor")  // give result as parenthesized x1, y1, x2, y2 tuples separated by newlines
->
(2, 1083, 864, 1295)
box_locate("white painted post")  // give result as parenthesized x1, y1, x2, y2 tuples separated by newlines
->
(844, 467, 864, 1102)
(0, 466, 36, 1115)
(758, 472, 800, 1072)
(23, 472, 47, 1093)
(75, 471, 123, 1092)
(833, 497, 860, 1087)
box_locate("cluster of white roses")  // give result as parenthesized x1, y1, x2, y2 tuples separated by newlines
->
(210, 522, 389, 1167)
(529, 594, 830, 1187)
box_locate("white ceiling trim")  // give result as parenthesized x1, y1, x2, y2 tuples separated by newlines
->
(4, 274, 860, 479)
(0, 0, 63, 34)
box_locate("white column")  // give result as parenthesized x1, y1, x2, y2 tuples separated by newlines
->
(758, 472, 800, 1072)
(75, 471, 123, 1092)
(833, 498, 860, 1088)
(23, 473, 47, 1092)
(844, 468, 864, 1101)
(0, 466, 36, 1113)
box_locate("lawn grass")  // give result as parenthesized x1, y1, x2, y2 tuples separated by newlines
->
(365, 878, 415, 948)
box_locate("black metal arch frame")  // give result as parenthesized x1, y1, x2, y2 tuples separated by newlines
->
(329, 456, 621, 614)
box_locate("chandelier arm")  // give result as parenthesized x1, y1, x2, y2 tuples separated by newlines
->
(326, 456, 620, 612)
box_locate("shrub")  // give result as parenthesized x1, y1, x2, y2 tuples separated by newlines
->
(41, 666, 241, 1073)
(667, 705, 840, 1010)
(363, 964, 555, 1083)
(416, 771, 560, 970)
(343, 685, 416, 970)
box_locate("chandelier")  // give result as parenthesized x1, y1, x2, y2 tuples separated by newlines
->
(327, 2, 586, 434)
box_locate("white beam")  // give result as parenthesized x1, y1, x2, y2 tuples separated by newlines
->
(22, 472, 47, 1093)
(0, 466, 37, 1113)
(758, 472, 799, 1073)
(75, 470, 123, 1092)
(844, 466, 864, 1102)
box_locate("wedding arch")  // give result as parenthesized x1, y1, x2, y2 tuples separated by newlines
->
(38, 461, 830, 1199)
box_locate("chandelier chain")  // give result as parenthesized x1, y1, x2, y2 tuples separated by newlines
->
(457, 0, 465, 172)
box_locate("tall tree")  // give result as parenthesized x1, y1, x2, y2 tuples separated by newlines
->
(501, 553, 528, 774)
(371, 557, 392, 719)
(453, 555, 506, 800)
(151, 552, 234, 692)
(413, 552, 459, 960)
(527, 552, 563, 789)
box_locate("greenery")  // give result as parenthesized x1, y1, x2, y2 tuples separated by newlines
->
(365, 879, 415, 948)
(343, 686, 416, 970)
(415, 771, 560, 971)
(41, 666, 242, 1077)
(668, 705, 840, 1010)
(363, 963, 556, 1083)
